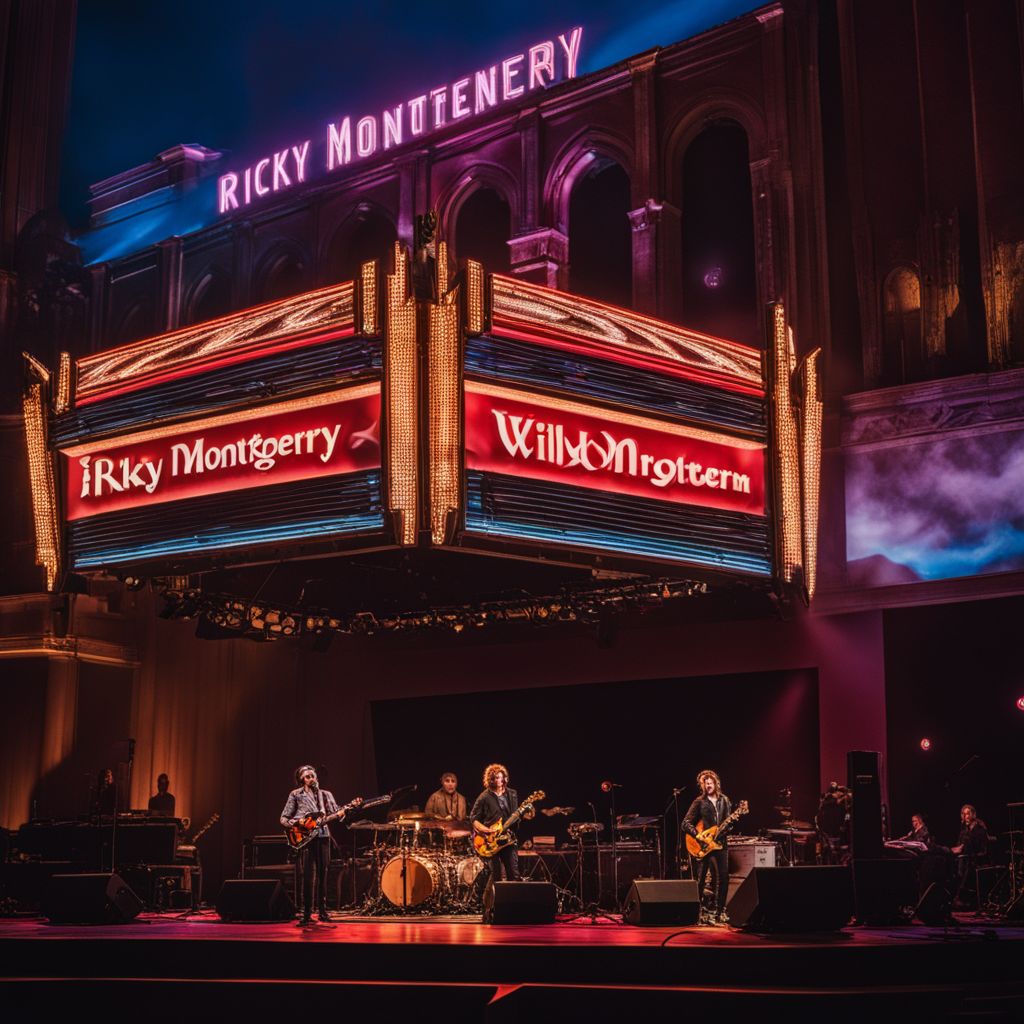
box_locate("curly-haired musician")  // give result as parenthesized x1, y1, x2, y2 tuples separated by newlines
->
(683, 769, 733, 925)
(471, 763, 523, 889)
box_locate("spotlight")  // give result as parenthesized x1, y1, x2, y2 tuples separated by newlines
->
(1017, 695, 1024, 712)
(703, 266, 723, 289)
(920, 738, 932, 751)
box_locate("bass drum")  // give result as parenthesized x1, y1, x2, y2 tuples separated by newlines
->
(380, 853, 441, 907)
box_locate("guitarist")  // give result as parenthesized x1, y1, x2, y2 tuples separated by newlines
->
(280, 765, 359, 926)
(471, 764, 525, 890)
(683, 769, 733, 925)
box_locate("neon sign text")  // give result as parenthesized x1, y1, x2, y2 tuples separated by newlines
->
(218, 27, 583, 214)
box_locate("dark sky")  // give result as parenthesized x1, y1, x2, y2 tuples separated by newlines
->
(60, 0, 757, 226)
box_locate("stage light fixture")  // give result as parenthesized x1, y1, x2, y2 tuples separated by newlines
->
(1016, 696, 1024, 712)
(920, 738, 932, 751)
(703, 267, 723, 289)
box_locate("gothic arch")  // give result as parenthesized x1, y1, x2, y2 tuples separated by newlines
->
(183, 265, 233, 325)
(435, 162, 521, 244)
(662, 89, 770, 206)
(543, 128, 635, 236)
(319, 201, 398, 284)
(254, 240, 311, 303)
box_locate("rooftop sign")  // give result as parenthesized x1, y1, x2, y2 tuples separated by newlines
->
(217, 27, 584, 215)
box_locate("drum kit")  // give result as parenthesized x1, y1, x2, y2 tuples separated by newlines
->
(350, 813, 484, 914)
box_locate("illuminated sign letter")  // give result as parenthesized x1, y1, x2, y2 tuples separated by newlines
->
(292, 141, 310, 182)
(327, 117, 352, 169)
(451, 77, 471, 119)
(430, 86, 447, 128)
(528, 42, 554, 89)
(254, 157, 270, 197)
(383, 105, 403, 149)
(502, 54, 525, 100)
(218, 173, 239, 213)
(409, 95, 427, 136)
(272, 149, 291, 191)
(475, 67, 497, 114)
(356, 116, 378, 157)
(558, 27, 583, 78)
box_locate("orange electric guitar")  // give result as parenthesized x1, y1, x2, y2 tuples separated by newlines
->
(286, 793, 390, 851)
(684, 800, 749, 859)
(473, 790, 545, 858)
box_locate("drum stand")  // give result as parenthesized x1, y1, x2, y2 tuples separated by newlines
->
(564, 833, 618, 923)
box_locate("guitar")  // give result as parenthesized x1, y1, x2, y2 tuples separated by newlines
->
(286, 793, 390, 850)
(685, 800, 749, 859)
(190, 812, 220, 844)
(473, 790, 545, 858)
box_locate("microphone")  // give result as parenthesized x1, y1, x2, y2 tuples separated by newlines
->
(600, 781, 622, 792)
(586, 801, 598, 822)
(672, 787, 683, 796)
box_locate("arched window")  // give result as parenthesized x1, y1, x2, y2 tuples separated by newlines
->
(568, 160, 631, 308)
(257, 251, 307, 303)
(185, 269, 233, 325)
(454, 187, 511, 273)
(680, 121, 758, 346)
(882, 266, 923, 385)
(327, 208, 397, 284)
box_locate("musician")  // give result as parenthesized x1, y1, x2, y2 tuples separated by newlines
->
(683, 769, 733, 925)
(93, 767, 117, 816)
(900, 813, 931, 845)
(471, 764, 522, 888)
(280, 765, 354, 926)
(148, 773, 176, 816)
(425, 772, 468, 821)
(952, 803, 989, 906)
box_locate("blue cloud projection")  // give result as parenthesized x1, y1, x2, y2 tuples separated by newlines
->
(845, 429, 1024, 583)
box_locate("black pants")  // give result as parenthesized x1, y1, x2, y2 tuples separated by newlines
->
(691, 847, 729, 915)
(481, 844, 520, 887)
(295, 836, 331, 917)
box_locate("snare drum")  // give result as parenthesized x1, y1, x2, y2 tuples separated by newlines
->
(452, 855, 484, 893)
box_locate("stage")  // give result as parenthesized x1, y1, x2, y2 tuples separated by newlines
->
(2, 912, 1022, 1021)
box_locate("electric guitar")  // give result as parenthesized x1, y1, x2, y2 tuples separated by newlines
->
(190, 812, 220, 844)
(286, 793, 390, 850)
(685, 800, 749, 859)
(473, 790, 545, 858)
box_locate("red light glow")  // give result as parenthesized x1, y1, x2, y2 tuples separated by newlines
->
(919, 738, 932, 751)
(1016, 695, 1024, 712)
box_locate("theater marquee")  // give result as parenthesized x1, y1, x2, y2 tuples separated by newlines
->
(23, 244, 820, 601)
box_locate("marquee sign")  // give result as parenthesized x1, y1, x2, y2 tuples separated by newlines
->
(24, 245, 820, 600)
(465, 383, 765, 516)
(62, 386, 380, 521)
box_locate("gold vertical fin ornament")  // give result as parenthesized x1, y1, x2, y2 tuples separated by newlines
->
(428, 241, 462, 545)
(55, 352, 72, 414)
(385, 243, 418, 545)
(465, 259, 485, 335)
(769, 303, 803, 587)
(23, 381, 61, 590)
(359, 259, 379, 336)
(798, 348, 823, 602)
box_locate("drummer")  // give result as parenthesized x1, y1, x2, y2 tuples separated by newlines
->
(425, 771, 468, 822)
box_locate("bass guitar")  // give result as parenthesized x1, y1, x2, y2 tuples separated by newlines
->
(286, 793, 390, 851)
(685, 800, 749, 860)
(473, 790, 545, 858)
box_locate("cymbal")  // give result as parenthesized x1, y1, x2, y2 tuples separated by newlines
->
(349, 820, 399, 831)
(784, 820, 814, 830)
(396, 811, 429, 820)
(441, 818, 471, 832)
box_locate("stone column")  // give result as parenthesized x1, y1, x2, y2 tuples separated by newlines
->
(156, 236, 183, 332)
(629, 199, 682, 322)
(508, 229, 569, 289)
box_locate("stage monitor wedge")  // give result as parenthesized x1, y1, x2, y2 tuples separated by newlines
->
(483, 881, 557, 924)
(43, 872, 144, 924)
(216, 879, 295, 922)
(622, 879, 701, 926)
(728, 866, 853, 932)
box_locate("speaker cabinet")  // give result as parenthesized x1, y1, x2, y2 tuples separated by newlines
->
(43, 872, 144, 924)
(622, 879, 700, 926)
(852, 858, 915, 924)
(483, 881, 557, 924)
(728, 866, 853, 932)
(915, 882, 952, 926)
(216, 879, 295, 922)
(847, 750, 883, 860)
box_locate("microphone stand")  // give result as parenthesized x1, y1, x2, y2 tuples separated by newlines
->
(607, 786, 620, 914)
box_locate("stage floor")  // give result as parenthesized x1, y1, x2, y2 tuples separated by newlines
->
(2, 911, 1022, 1021)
